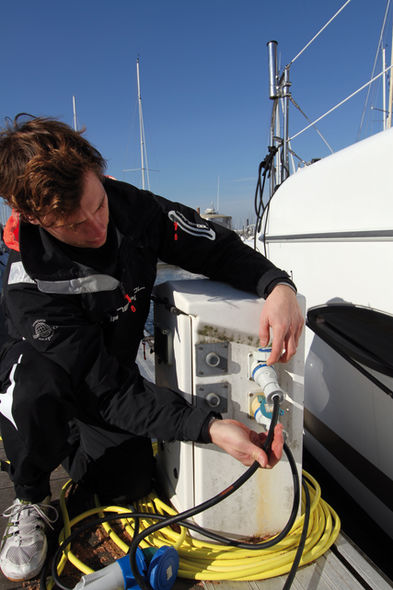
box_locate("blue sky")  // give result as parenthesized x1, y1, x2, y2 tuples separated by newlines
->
(0, 0, 390, 227)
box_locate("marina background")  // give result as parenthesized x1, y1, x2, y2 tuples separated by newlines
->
(0, 0, 390, 228)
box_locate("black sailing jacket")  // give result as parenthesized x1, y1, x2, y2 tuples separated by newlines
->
(1, 178, 294, 443)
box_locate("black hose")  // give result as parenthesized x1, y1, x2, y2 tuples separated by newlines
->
(50, 444, 300, 589)
(253, 145, 278, 252)
(129, 440, 299, 590)
(50, 511, 169, 590)
(282, 476, 311, 590)
(129, 397, 301, 590)
(50, 396, 306, 590)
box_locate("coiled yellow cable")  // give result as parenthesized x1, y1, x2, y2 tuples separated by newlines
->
(50, 470, 340, 587)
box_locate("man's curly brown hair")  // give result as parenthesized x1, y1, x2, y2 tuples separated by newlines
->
(0, 114, 106, 221)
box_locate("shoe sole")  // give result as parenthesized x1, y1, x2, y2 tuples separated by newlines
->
(1, 563, 44, 582)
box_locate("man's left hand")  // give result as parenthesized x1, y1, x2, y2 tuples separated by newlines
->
(259, 284, 304, 365)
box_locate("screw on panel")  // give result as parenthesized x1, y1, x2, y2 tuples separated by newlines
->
(206, 392, 221, 408)
(205, 352, 221, 367)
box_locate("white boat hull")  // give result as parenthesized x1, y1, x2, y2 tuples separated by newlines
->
(260, 127, 393, 540)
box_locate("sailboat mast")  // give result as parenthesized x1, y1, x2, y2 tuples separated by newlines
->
(72, 95, 78, 131)
(387, 24, 393, 128)
(136, 57, 146, 190)
(123, 58, 153, 188)
(282, 66, 291, 182)
(382, 47, 387, 131)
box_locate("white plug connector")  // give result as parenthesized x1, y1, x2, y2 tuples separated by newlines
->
(249, 347, 284, 403)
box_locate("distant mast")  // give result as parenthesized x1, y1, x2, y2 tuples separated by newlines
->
(387, 24, 393, 128)
(72, 95, 78, 131)
(136, 57, 150, 190)
(123, 58, 155, 188)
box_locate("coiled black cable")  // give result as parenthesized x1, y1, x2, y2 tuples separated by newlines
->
(49, 396, 309, 590)
(49, 455, 300, 590)
(129, 397, 301, 589)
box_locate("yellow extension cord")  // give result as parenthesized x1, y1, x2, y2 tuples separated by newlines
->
(47, 470, 341, 588)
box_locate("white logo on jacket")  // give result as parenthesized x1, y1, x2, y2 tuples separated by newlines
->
(168, 210, 216, 240)
(32, 319, 56, 341)
(109, 285, 146, 322)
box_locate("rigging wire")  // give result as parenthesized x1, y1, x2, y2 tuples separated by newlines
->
(284, 0, 392, 148)
(261, 2, 353, 206)
(357, 0, 392, 139)
(288, 0, 352, 67)
(253, 4, 356, 258)
(289, 96, 334, 154)
(288, 64, 393, 142)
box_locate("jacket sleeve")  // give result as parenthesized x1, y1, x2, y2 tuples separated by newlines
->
(148, 194, 295, 297)
(2, 268, 216, 443)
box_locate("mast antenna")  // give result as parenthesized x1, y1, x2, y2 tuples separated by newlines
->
(123, 57, 159, 188)
(136, 57, 150, 190)
(72, 95, 78, 131)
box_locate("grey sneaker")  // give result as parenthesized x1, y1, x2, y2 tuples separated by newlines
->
(0, 496, 58, 581)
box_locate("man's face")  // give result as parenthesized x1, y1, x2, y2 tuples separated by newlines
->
(33, 170, 109, 248)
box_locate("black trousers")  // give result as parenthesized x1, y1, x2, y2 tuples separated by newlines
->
(0, 341, 155, 503)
